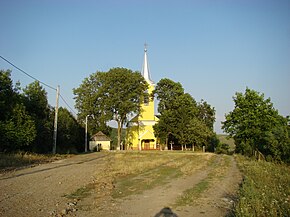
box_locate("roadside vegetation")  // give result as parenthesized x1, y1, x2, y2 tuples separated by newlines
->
(174, 154, 231, 207)
(222, 88, 290, 163)
(0, 152, 72, 172)
(234, 155, 290, 217)
(0, 69, 84, 154)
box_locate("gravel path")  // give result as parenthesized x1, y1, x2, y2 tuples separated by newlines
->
(0, 153, 242, 217)
(0, 152, 109, 217)
(99, 154, 242, 217)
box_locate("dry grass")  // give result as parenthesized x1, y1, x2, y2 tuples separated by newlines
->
(86, 151, 214, 202)
(0, 152, 72, 172)
(174, 154, 231, 207)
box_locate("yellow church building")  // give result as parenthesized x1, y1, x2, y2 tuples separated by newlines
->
(126, 46, 159, 150)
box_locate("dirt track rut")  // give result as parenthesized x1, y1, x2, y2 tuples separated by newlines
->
(0, 152, 242, 217)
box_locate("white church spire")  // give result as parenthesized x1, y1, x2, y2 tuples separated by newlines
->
(142, 43, 154, 84)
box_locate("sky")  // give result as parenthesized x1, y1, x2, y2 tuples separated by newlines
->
(0, 0, 289, 134)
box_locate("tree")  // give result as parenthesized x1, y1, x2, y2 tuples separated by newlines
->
(152, 78, 185, 145)
(197, 99, 216, 130)
(22, 81, 52, 153)
(56, 107, 85, 153)
(0, 104, 36, 151)
(74, 71, 111, 135)
(222, 88, 290, 161)
(153, 78, 215, 149)
(74, 67, 148, 149)
(0, 70, 18, 121)
(153, 78, 184, 114)
(0, 70, 36, 151)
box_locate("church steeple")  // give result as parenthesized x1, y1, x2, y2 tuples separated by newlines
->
(142, 43, 154, 84)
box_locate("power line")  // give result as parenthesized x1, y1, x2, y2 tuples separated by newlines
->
(60, 94, 78, 116)
(1, 55, 77, 117)
(0, 55, 57, 91)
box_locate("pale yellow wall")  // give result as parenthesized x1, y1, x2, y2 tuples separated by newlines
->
(89, 141, 111, 151)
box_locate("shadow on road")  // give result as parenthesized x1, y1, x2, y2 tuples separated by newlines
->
(154, 207, 178, 217)
(0, 153, 108, 181)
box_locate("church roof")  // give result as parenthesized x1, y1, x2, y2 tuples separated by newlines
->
(142, 44, 154, 85)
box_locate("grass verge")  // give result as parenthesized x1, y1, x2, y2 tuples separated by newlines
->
(0, 152, 72, 172)
(174, 154, 231, 207)
(101, 152, 212, 199)
(234, 155, 290, 217)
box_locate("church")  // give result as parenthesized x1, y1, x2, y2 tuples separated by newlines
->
(126, 46, 159, 150)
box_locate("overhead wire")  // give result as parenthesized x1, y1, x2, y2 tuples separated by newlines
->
(0, 55, 57, 91)
(60, 94, 77, 116)
(0, 55, 77, 116)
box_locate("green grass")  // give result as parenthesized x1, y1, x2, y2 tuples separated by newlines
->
(64, 183, 95, 200)
(113, 165, 182, 199)
(175, 179, 210, 206)
(234, 155, 290, 217)
(174, 154, 231, 207)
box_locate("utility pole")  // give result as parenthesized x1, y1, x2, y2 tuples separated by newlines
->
(85, 114, 94, 152)
(52, 85, 60, 154)
(85, 115, 88, 153)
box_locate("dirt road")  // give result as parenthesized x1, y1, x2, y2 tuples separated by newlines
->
(0, 152, 242, 217)
(0, 152, 110, 217)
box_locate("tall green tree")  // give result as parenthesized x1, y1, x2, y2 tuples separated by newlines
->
(222, 88, 290, 161)
(22, 81, 52, 153)
(197, 99, 216, 130)
(0, 104, 36, 151)
(74, 67, 148, 149)
(74, 71, 111, 135)
(153, 78, 215, 149)
(56, 107, 85, 153)
(0, 70, 18, 121)
(0, 70, 36, 151)
(152, 78, 185, 145)
(153, 78, 184, 114)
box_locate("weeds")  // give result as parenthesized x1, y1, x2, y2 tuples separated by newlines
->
(94, 152, 212, 199)
(234, 155, 290, 217)
(174, 154, 230, 207)
(175, 179, 210, 206)
(0, 152, 71, 172)
(64, 183, 95, 200)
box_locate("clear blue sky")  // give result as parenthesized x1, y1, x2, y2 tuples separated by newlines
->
(1, 0, 289, 133)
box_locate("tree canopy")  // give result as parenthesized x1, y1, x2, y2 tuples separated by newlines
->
(74, 67, 148, 149)
(0, 69, 84, 153)
(222, 88, 290, 162)
(0, 70, 36, 151)
(152, 78, 215, 149)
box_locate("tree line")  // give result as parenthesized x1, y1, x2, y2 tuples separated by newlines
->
(222, 88, 290, 163)
(0, 69, 84, 153)
(2, 67, 289, 163)
(73, 68, 290, 162)
(152, 78, 216, 151)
